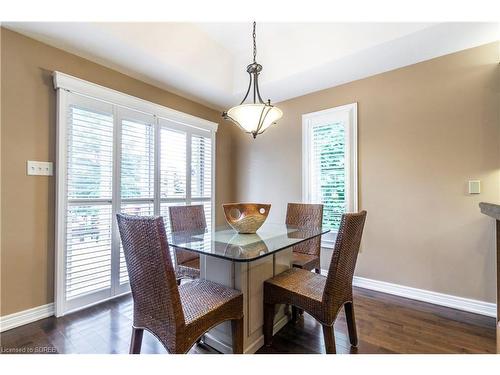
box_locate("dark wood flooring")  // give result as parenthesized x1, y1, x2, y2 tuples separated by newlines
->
(0, 287, 496, 354)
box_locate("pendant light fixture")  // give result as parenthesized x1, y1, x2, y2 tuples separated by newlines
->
(222, 22, 283, 139)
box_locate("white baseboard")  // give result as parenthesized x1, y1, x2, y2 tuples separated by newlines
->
(0, 303, 55, 332)
(320, 270, 496, 317)
(353, 275, 496, 317)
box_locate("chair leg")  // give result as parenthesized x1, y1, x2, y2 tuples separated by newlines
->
(263, 303, 275, 347)
(322, 324, 336, 354)
(231, 317, 244, 354)
(129, 327, 144, 354)
(344, 302, 358, 346)
(291, 306, 298, 323)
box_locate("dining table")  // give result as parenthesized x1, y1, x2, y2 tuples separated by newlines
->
(169, 221, 329, 354)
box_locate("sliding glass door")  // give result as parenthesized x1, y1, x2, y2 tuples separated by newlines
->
(56, 88, 215, 316)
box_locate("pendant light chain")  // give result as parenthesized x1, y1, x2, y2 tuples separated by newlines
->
(253, 21, 257, 63)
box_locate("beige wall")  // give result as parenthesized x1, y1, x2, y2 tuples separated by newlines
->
(0, 28, 238, 316)
(234, 42, 500, 302)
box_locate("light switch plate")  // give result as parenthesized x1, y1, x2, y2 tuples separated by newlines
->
(27, 161, 53, 176)
(468, 180, 480, 194)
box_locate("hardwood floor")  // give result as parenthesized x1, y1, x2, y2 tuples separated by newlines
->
(0, 287, 496, 354)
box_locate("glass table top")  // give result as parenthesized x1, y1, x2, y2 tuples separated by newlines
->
(168, 222, 330, 262)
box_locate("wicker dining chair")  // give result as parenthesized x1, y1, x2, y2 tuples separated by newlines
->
(116, 214, 243, 354)
(264, 211, 367, 354)
(169, 205, 206, 283)
(286, 203, 324, 274)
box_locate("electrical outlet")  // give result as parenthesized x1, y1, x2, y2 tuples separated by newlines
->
(27, 161, 53, 176)
(468, 180, 480, 194)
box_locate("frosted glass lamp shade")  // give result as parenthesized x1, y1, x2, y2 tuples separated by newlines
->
(226, 104, 283, 137)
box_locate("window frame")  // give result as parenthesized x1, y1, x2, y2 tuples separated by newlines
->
(302, 103, 358, 248)
(54, 72, 217, 316)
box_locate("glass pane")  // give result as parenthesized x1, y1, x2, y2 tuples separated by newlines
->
(160, 128, 186, 198)
(121, 119, 154, 200)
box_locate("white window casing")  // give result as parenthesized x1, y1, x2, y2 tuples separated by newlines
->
(302, 103, 358, 248)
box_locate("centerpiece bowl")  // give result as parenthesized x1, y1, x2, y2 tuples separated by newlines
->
(223, 203, 271, 234)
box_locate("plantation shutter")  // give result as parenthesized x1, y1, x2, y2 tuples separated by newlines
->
(157, 120, 214, 231)
(118, 108, 155, 287)
(64, 95, 114, 311)
(191, 133, 213, 232)
(309, 121, 346, 232)
(159, 123, 188, 232)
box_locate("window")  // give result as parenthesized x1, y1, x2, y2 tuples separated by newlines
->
(55, 72, 217, 316)
(302, 103, 357, 247)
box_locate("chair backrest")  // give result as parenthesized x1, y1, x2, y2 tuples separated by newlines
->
(169, 205, 206, 264)
(285, 203, 324, 256)
(323, 211, 367, 308)
(169, 205, 207, 232)
(116, 214, 184, 349)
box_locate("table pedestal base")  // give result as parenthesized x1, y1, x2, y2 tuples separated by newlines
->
(200, 248, 292, 354)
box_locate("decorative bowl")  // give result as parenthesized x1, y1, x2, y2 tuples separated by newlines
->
(223, 203, 271, 234)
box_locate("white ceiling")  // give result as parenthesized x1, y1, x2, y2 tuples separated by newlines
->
(4, 22, 499, 110)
